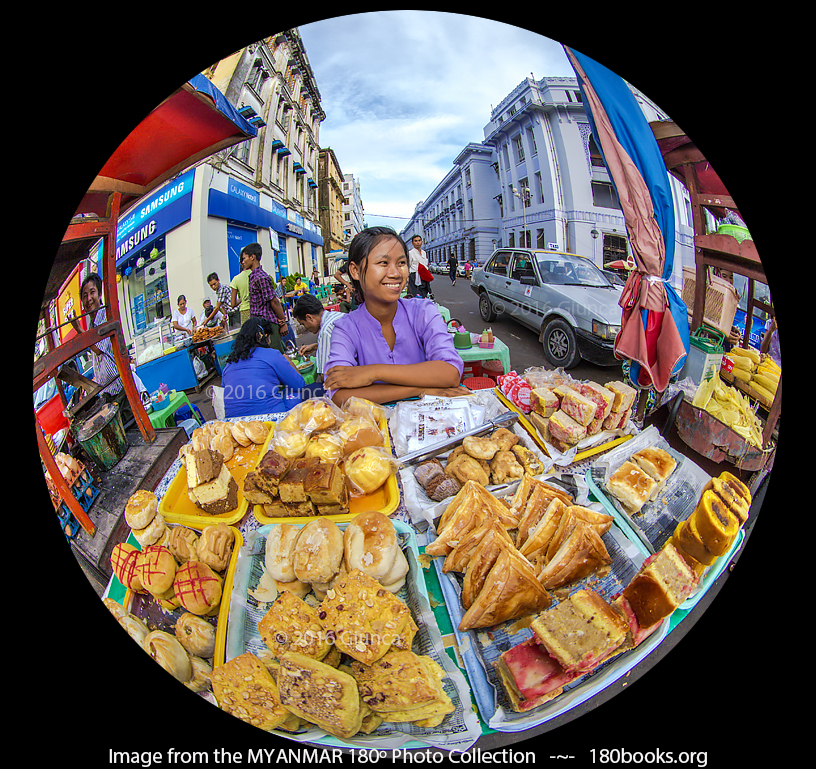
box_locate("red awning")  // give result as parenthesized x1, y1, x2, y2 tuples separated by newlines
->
(43, 75, 257, 311)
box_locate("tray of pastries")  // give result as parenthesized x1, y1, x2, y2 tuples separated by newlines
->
(158, 420, 274, 526)
(420, 474, 700, 729)
(213, 512, 481, 748)
(106, 490, 244, 698)
(244, 398, 400, 525)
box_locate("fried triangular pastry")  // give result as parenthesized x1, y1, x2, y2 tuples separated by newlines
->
(443, 517, 513, 573)
(458, 547, 552, 631)
(537, 521, 611, 590)
(518, 498, 568, 560)
(460, 529, 515, 609)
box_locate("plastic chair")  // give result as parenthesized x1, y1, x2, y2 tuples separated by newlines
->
(176, 418, 200, 439)
(481, 359, 504, 382)
(460, 361, 483, 381)
(463, 377, 496, 391)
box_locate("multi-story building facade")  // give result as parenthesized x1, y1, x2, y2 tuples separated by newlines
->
(402, 75, 694, 288)
(401, 143, 501, 267)
(111, 30, 326, 343)
(318, 147, 346, 267)
(342, 173, 365, 245)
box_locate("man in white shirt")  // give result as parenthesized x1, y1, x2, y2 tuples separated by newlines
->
(407, 234, 430, 298)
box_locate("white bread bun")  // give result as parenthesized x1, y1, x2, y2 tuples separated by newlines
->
(132, 511, 166, 547)
(210, 432, 235, 461)
(343, 511, 401, 583)
(191, 427, 210, 452)
(292, 519, 343, 584)
(124, 489, 158, 530)
(230, 421, 253, 447)
(244, 421, 270, 445)
(174, 612, 217, 658)
(143, 630, 192, 683)
(264, 523, 302, 583)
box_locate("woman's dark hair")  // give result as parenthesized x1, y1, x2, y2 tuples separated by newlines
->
(292, 293, 324, 321)
(346, 226, 407, 300)
(177, 294, 186, 304)
(225, 317, 277, 363)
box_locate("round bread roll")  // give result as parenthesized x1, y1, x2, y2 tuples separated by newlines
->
(264, 523, 301, 583)
(132, 511, 167, 548)
(379, 547, 410, 593)
(136, 545, 177, 596)
(277, 405, 302, 433)
(344, 446, 393, 495)
(153, 583, 182, 612)
(184, 655, 213, 693)
(118, 613, 150, 646)
(210, 432, 235, 461)
(244, 420, 269, 445)
(304, 432, 344, 463)
(230, 421, 252, 447)
(191, 427, 210, 452)
(174, 612, 217, 658)
(166, 525, 199, 564)
(343, 511, 401, 582)
(124, 489, 158, 530)
(143, 630, 192, 683)
(110, 542, 145, 593)
(272, 430, 309, 460)
(103, 597, 128, 621)
(299, 399, 338, 433)
(344, 396, 386, 425)
(196, 523, 235, 572)
(292, 519, 344, 585)
(174, 561, 223, 616)
(338, 416, 384, 455)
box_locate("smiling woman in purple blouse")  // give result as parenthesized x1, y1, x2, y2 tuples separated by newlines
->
(323, 227, 467, 406)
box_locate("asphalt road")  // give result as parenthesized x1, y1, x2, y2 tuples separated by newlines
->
(427, 271, 623, 382)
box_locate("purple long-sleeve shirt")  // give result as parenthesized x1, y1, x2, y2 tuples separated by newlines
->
(324, 299, 464, 396)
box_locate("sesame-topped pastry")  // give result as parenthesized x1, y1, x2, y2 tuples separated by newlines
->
(258, 591, 331, 662)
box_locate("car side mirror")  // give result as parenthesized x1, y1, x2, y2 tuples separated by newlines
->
(520, 276, 537, 286)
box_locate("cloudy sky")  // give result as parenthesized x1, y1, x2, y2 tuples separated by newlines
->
(298, 12, 576, 235)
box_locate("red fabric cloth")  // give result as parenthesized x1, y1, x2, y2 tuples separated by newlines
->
(418, 263, 434, 282)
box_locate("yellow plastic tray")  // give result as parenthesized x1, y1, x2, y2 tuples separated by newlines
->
(252, 416, 400, 525)
(158, 422, 274, 526)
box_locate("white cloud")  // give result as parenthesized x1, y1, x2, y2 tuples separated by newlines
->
(299, 11, 574, 231)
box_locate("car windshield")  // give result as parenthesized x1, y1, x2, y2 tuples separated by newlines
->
(537, 254, 613, 287)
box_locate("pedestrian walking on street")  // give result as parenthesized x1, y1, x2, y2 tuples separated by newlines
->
(448, 254, 458, 286)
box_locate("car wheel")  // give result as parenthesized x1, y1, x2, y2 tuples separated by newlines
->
(479, 291, 497, 322)
(542, 318, 581, 369)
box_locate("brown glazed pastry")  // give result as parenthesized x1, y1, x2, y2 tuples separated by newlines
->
(424, 473, 461, 501)
(124, 489, 158, 530)
(253, 451, 292, 497)
(196, 523, 235, 572)
(415, 458, 445, 487)
(279, 457, 320, 504)
(166, 525, 200, 564)
(135, 545, 177, 596)
(304, 461, 348, 507)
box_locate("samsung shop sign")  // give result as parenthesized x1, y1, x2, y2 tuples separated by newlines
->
(116, 168, 195, 265)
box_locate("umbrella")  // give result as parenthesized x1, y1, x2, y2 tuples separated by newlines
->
(565, 47, 689, 393)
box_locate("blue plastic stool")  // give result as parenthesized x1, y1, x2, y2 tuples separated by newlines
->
(176, 418, 200, 438)
(173, 403, 203, 428)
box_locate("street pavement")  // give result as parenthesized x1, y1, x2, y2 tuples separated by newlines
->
(426, 271, 623, 382)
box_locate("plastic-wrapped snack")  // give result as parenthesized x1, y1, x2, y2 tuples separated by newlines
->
(338, 415, 385, 455)
(297, 397, 343, 434)
(342, 395, 387, 425)
(344, 446, 398, 496)
(269, 429, 310, 461)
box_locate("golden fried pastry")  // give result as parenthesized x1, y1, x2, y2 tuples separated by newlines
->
(458, 547, 552, 631)
(462, 434, 500, 460)
(196, 523, 235, 572)
(511, 444, 544, 476)
(345, 649, 453, 726)
(321, 569, 417, 664)
(166, 525, 199, 564)
(445, 453, 490, 486)
(258, 591, 331, 661)
(460, 528, 515, 609)
(443, 518, 513, 574)
(174, 612, 217, 658)
(489, 449, 525, 485)
(491, 427, 520, 452)
(118, 612, 150, 645)
(244, 420, 269, 444)
(276, 652, 364, 739)
(184, 655, 213, 693)
(211, 652, 291, 730)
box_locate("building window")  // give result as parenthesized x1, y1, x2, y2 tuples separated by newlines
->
(589, 135, 605, 168)
(513, 135, 525, 164)
(527, 126, 537, 156)
(602, 234, 629, 267)
(591, 181, 621, 209)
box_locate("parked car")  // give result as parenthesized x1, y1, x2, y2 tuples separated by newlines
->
(471, 249, 623, 368)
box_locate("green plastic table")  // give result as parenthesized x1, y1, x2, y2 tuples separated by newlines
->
(455, 337, 511, 374)
(148, 390, 200, 429)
